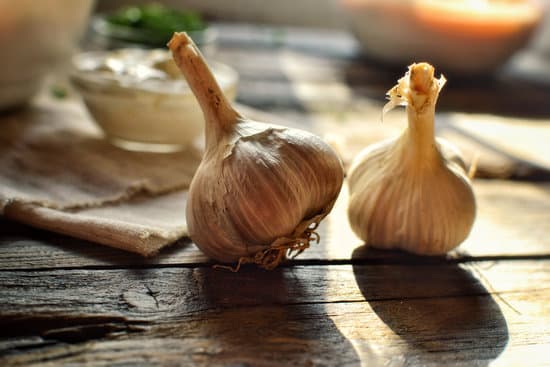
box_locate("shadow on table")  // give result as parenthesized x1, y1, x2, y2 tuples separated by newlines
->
(352, 246, 509, 366)
(176, 266, 363, 366)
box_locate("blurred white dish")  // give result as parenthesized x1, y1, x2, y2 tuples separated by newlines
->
(70, 48, 238, 152)
(340, 0, 544, 74)
(0, 0, 95, 110)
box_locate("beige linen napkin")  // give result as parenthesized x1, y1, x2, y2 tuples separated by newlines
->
(0, 99, 199, 256)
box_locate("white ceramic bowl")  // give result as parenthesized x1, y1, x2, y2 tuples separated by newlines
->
(0, 0, 95, 110)
(341, 0, 544, 74)
(71, 49, 238, 152)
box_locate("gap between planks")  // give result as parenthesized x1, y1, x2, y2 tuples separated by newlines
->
(1, 253, 549, 273)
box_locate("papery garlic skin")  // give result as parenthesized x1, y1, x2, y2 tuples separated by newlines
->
(169, 33, 344, 266)
(347, 63, 475, 255)
(187, 121, 344, 263)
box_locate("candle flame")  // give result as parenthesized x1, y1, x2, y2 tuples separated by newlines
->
(466, 0, 489, 11)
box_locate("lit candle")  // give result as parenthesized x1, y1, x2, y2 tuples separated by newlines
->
(415, 0, 542, 38)
(341, 0, 544, 73)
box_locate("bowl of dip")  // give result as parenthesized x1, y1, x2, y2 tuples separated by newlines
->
(70, 48, 238, 152)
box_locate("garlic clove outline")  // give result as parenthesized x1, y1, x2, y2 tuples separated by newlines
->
(168, 32, 344, 270)
(347, 62, 476, 255)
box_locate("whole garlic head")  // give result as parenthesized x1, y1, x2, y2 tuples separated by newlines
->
(169, 33, 344, 269)
(347, 63, 476, 255)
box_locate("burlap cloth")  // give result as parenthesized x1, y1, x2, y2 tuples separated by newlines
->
(0, 99, 199, 256)
(1, 94, 549, 256)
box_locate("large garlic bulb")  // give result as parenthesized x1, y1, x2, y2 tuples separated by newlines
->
(168, 33, 344, 269)
(347, 63, 476, 255)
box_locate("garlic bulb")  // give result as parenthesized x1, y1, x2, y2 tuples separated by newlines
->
(347, 63, 476, 255)
(168, 33, 344, 269)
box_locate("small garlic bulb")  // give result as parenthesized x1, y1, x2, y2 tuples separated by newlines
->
(168, 33, 344, 269)
(347, 63, 476, 255)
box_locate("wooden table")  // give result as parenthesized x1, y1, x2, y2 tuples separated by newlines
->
(1, 24, 549, 366)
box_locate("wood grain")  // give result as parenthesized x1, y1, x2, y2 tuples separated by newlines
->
(0, 261, 548, 366)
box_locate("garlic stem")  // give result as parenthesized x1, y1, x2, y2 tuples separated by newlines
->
(168, 32, 240, 148)
(399, 63, 444, 163)
(404, 98, 437, 162)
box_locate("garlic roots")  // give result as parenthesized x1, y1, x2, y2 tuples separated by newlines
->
(168, 33, 344, 269)
(347, 63, 476, 255)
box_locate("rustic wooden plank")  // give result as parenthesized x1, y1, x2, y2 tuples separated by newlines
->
(2, 293, 547, 367)
(0, 296, 528, 367)
(0, 261, 548, 366)
(1, 261, 546, 317)
(1, 180, 548, 270)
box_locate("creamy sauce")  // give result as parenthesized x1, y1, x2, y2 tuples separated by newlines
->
(73, 48, 234, 95)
